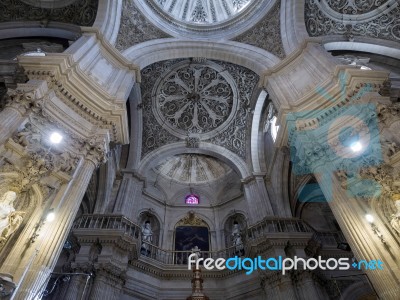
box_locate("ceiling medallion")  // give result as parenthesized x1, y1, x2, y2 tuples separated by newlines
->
(152, 60, 238, 139)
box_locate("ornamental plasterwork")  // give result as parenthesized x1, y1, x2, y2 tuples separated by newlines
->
(115, 0, 170, 52)
(0, 0, 98, 26)
(153, 154, 232, 184)
(141, 59, 259, 159)
(153, 0, 253, 24)
(305, 0, 400, 42)
(153, 60, 238, 139)
(135, 0, 275, 39)
(233, 1, 285, 59)
(0, 119, 79, 194)
(325, 0, 390, 14)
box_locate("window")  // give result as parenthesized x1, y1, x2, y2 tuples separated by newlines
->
(270, 116, 280, 142)
(185, 194, 199, 205)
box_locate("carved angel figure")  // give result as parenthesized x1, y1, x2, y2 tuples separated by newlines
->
(0, 191, 24, 245)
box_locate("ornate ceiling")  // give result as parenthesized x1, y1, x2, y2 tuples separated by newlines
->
(152, 60, 238, 139)
(116, 0, 284, 55)
(133, 0, 277, 39)
(0, 0, 98, 26)
(141, 59, 259, 159)
(305, 0, 400, 42)
(152, 0, 253, 24)
(153, 154, 233, 185)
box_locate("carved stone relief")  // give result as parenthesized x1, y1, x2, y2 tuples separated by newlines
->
(234, 1, 285, 59)
(152, 0, 253, 24)
(141, 59, 259, 159)
(325, 0, 390, 14)
(115, 0, 170, 52)
(152, 60, 238, 138)
(305, 0, 400, 42)
(0, 0, 98, 26)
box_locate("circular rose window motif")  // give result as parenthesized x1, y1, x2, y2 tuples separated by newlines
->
(152, 60, 238, 139)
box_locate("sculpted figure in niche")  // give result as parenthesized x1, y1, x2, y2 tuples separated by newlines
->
(0, 191, 24, 247)
(231, 222, 244, 256)
(141, 221, 153, 256)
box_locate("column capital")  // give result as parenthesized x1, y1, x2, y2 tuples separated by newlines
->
(4, 81, 48, 115)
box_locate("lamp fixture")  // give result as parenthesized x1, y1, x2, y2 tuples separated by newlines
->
(30, 209, 56, 243)
(50, 132, 63, 144)
(46, 209, 55, 222)
(350, 141, 362, 152)
(365, 214, 386, 244)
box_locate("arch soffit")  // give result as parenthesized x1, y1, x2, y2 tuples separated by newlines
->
(122, 39, 281, 76)
(324, 40, 400, 60)
(251, 90, 268, 173)
(138, 142, 252, 180)
(0, 23, 81, 41)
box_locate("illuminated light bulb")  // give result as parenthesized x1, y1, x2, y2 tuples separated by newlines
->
(365, 214, 374, 224)
(50, 132, 63, 144)
(350, 141, 362, 152)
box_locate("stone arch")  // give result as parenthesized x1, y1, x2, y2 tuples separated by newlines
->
(0, 23, 81, 41)
(138, 142, 252, 180)
(122, 39, 281, 75)
(251, 89, 269, 173)
(324, 41, 400, 60)
(280, 0, 309, 54)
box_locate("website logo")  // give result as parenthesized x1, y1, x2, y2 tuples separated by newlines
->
(188, 254, 384, 275)
(287, 71, 383, 202)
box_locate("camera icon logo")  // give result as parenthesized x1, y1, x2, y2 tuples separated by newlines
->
(287, 72, 383, 202)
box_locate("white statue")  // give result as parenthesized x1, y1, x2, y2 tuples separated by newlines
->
(191, 245, 201, 262)
(0, 191, 24, 245)
(391, 200, 400, 235)
(141, 221, 153, 255)
(232, 223, 244, 255)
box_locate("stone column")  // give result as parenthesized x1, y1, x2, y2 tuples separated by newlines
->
(113, 172, 144, 221)
(8, 159, 97, 299)
(279, 275, 297, 300)
(260, 271, 281, 300)
(316, 173, 400, 300)
(242, 175, 274, 224)
(292, 271, 321, 300)
(63, 273, 91, 300)
(89, 269, 123, 300)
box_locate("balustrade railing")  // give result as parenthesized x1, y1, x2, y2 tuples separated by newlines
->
(73, 215, 347, 265)
(73, 214, 141, 240)
(140, 242, 241, 265)
(247, 218, 313, 240)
